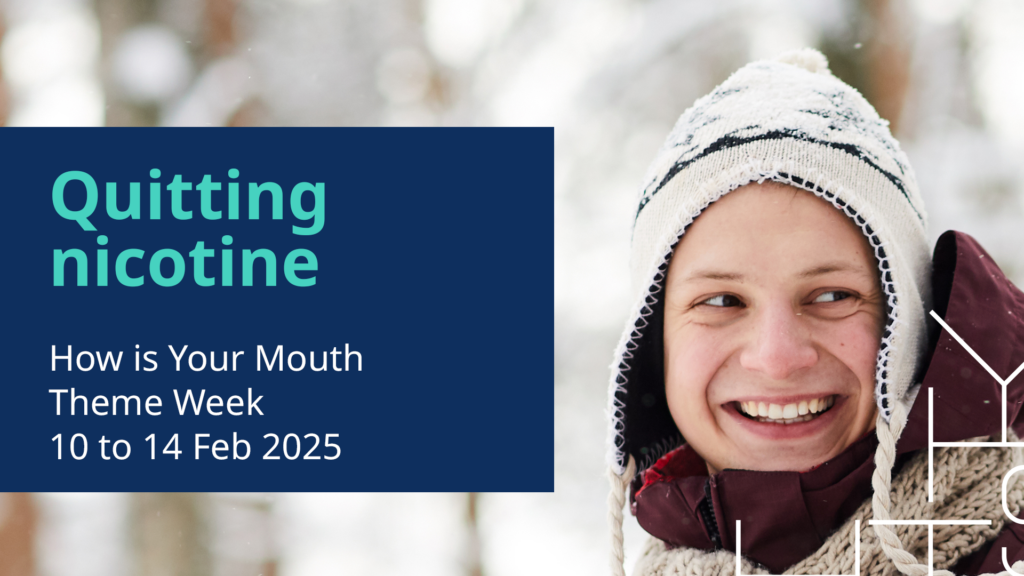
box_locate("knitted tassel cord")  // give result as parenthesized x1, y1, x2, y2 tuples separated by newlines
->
(871, 400, 935, 576)
(610, 455, 638, 576)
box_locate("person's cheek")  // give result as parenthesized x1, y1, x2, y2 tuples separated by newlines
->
(837, 317, 881, 382)
(817, 315, 879, 369)
(666, 326, 728, 438)
(820, 316, 880, 427)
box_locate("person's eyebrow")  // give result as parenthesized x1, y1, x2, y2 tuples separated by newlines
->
(681, 270, 745, 282)
(797, 262, 872, 279)
(679, 263, 873, 283)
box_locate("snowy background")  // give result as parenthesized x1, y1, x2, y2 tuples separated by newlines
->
(2, 0, 1024, 574)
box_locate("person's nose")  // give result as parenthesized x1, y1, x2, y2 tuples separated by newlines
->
(738, 301, 818, 380)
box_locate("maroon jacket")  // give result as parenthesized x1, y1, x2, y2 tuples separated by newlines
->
(630, 231, 1024, 573)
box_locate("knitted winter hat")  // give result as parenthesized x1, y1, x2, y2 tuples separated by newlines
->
(606, 48, 931, 575)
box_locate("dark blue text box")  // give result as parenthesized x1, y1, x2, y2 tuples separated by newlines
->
(0, 128, 554, 491)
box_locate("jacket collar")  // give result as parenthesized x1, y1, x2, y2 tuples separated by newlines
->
(632, 431, 879, 572)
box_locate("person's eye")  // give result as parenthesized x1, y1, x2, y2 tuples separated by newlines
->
(812, 290, 853, 304)
(699, 294, 743, 308)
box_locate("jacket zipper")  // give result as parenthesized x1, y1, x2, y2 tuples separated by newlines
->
(698, 478, 723, 549)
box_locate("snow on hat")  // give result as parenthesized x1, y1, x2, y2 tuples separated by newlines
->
(605, 48, 931, 575)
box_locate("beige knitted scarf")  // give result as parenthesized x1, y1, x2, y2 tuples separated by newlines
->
(628, 423, 1024, 576)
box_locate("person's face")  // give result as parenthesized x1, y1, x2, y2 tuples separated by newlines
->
(663, 182, 883, 473)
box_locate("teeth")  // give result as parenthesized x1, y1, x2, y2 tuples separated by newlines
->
(737, 396, 835, 422)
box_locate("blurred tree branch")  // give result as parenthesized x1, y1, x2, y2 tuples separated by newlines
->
(819, 0, 912, 135)
(0, 494, 36, 576)
(132, 493, 211, 576)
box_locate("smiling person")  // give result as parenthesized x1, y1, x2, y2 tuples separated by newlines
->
(606, 49, 1024, 575)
